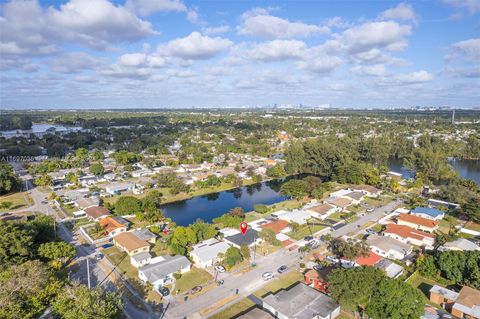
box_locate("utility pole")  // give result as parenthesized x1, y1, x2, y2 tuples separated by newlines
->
(87, 257, 91, 289)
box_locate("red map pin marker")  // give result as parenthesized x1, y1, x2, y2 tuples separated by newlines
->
(240, 222, 248, 234)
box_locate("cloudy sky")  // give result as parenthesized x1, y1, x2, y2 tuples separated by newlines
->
(0, 0, 479, 109)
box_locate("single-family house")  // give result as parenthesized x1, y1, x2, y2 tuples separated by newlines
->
(262, 283, 341, 319)
(106, 182, 134, 195)
(272, 209, 311, 225)
(104, 173, 116, 181)
(375, 259, 404, 279)
(329, 189, 352, 198)
(132, 228, 157, 244)
(84, 206, 111, 221)
(113, 232, 150, 256)
(430, 285, 480, 319)
(131, 169, 154, 178)
(354, 251, 383, 267)
(429, 285, 459, 312)
(130, 252, 152, 268)
(304, 266, 337, 293)
(411, 207, 445, 221)
(99, 216, 128, 237)
(189, 238, 230, 268)
(351, 185, 383, 197)
(328, 197, 353, 211)
(439, 238, 480, 252)
(367, 235, 412, 260)
(224, 228, 261, 248)
(138, 255, 191, 289)
(343, 191, 365, 205)
(305, 203, 338, 220)
(384, 224, 435, 248)
(397, 213, 438, 233)
(427, 199, 460, 210)
(74, 197, 99, 210)
(260, 219, 290, 234)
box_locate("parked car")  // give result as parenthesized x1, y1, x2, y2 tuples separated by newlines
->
(262, 272, 274, 281)
(341, 260, 355, 269)
(313, 264, 323, 271)
(304, 236, 314, 241)
(366, 208, 374, 213)
(101, 243, 113, 249)
(190, 286, 202, 294)
(217, 279, 224, 286)
(277, 265, 287, 273)
(326, 256, 339, 263)
(215, 265, 226, 273)
(95, 253, 103, 261)
(158, 287, 169, 296)
(366, 228, 376, 235)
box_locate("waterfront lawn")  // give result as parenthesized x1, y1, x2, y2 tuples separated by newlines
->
(0, 191, 32, 211)
(174, 267, 213, 294)
(150, 240, 170, 257)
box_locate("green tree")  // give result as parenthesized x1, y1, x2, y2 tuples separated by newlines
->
(89, 163, 105, 176)
(224, 246, 243, 268)
(52, 283, 123, 319)
(266, 165, 286, 178)
(34, 174, 53, 187)
(254, 204, 269, 214)
(280, 180, 308, 199)
(0, 221, 35, 266)
(366, 278, 424, 319)
(114, 196, 142, 215)
(259, 228, 281, 246)
(240, 244, 251, 260)
(416, 254, 438, 278)
(330, 238, 370, 260)
(38, 241, 76, 264)
(462, 197, 480, 223)
(0, 162, 20, 194)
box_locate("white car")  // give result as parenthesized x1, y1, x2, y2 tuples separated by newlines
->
(326, 256, 339, 264)
(215, 265, 226, 273)
(262, 272, 274, 281)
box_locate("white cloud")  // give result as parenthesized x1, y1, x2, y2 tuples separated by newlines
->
(238, 13, 329, 38)
(342, 21, 412, 53)
(297, 55, 342, 74)
(351, 64, 386, 76)
(0, 57, 38, 72)
(125, 0, 186, 16)
(100, 64, 152, 79)
(161, 32, 232, 60)
(51, 52, 103, 73)
(248, 40, 306, 61)
(325, 16, 350, 28)
(442, 0, 480, 14)
(201, 25, 230, 36)
(448, 38, 480, 62)
(187, 7, 201, 24)
(394, 70, 433, 84)
(118, 53, 166, 67)
(380, 3, 417, 21)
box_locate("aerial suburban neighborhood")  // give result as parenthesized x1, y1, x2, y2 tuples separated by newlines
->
(1, 1, 480, 319)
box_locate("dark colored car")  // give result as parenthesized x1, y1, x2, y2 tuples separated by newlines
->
(190, 286, 202, 294)
(313, 264, 323, 271)
(158, 287, 169, 296)
(304, 236, 314, 241)
(101, 243, 113, 249)
(277, 265, 288, 273)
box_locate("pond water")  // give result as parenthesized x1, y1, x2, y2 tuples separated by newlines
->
(0, 123, 83, 138)
(160, 177, 298, 226)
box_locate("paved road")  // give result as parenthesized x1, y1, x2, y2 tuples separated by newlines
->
(163, 248, 302, 319)
(330, 199, 401, 238)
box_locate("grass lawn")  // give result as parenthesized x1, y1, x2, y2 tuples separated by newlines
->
(0, 192, 32, 211)
(256, 242, 282, 256)
(208, 298, 256, 319)
(347, 205, 363, 213)
(244, 211, 270, 223)
(253, 270, 304, 298)
(174, 267, 213, 294)
(464, 221, 480, 232)
(287, 221, 327, 240)
(103, 246, 138, 279)
(406, 272, 455, 308)
(371, 223, 384, 232)
(150, 240, 170, 257)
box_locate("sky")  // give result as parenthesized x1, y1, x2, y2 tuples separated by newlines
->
(0, 0, 479, 109)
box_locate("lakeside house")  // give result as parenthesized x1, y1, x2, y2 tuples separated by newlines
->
(262, 283, 341, 319)
(304, 203, 338, 220)
(224, 228, 261, 248)
(350, 185, 383, 197)
(272, 209, 311, 225)
(105, 182, 134, 195)
(132, 228, 157, 244)
(410, 207, 445, 221)
(190, 238, 230, 268)
(327, 197, 353, 211)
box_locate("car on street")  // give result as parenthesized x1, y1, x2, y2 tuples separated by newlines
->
(304, 236, 314, 241)
(326, 256, 339, 264)
(217, 279, 224, 286)
(313, 264, 323, 271)
(365, 228, 376, 235)
(366, 208, 374, 213)
(262, 272, 274, 280)
(190, 286, 202, 294)
(95, 253, 103, 261)
(158, 287, 169, 296)
(101, 243, 113, 249)
(277, 265, 287, 273)
(306, 239, 319, 248)
(215, 265, 226, 273)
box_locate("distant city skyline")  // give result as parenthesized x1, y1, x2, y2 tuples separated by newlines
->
(1, 0, 479, 109)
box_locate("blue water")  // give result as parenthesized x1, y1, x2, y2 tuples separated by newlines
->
(161, 178, 290, 226)
(388, 158, 416, 179)
(449, 159, 480, 184)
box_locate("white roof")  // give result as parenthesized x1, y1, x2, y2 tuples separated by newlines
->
(248, 218, 269, 231)
(442, 238, 480, 251)
(190, 239, 230, 263)
(219, 227, 240, 237)
(274, 209, 310, 225)
(329, 189, 352, 198)
(276, 233, 290, 241)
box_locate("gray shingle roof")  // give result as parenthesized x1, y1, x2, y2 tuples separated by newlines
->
(132, 228, 157, 241)
(139, 255, 191, 283)
(224, 228, 258, 247)
(262, 283, 339, 319)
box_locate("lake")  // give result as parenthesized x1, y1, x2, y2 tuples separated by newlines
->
(388, 158, 480, 184)
(0, 123, 83, 138)
(160, 177, 294, 226)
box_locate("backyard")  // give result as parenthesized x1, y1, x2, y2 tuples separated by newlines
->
(0, 191, 32, 211)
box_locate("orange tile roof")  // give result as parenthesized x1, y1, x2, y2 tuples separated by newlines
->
(385, 224, 434, 241)
(99, 216, 126, 234)
(355, 251, 382, 266)
(397, 214, 437, 228)
(261, 220, 289, 234)
(113, 232, 149, 252)
(85, 206, 111, 219)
